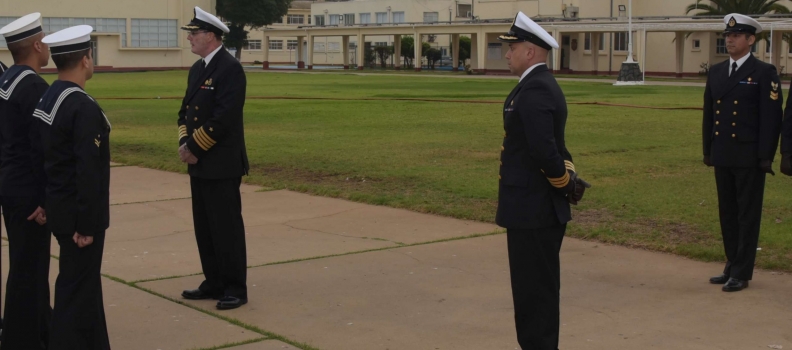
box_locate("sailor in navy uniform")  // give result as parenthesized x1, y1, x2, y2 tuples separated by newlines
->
(496, 12, 590, 350)
(703, 14, 783, 292)
(34, 25, 111, 350)
(0, 13, 52, 350)
(177, 7, 250, 310)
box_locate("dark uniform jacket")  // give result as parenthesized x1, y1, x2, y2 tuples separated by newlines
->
(0, 65, 49, 206)
(178, 47, 249, 179)
(34, 81, 111, 237)
(496, 65, 574, 230)
(0, 61, 7, 73)
(703, 55, 783, 167)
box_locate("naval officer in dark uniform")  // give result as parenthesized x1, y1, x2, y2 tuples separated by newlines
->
(0, 13, 52, 350)
(496, 12, 589, 350)
(703, 14, 783, 292)
(34, 25, 111, 349)
(177, 7, 249, 310)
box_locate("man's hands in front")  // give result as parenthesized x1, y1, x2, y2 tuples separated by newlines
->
(73, 232, 93, 248)
(179, 144, 198, 164)
(27, 206, 46, 226)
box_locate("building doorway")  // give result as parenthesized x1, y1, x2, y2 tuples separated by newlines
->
(561, 35, 570, 70)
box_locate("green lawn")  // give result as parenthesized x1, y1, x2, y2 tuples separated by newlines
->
(42, 70, 792, 271)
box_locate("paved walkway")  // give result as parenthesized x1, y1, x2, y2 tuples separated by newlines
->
(2, 165, 791, 349)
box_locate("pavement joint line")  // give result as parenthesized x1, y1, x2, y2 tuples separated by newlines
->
(110, 196, 193, 206)
(126, 282, 321, 350)
(97, 273, 320, 349)
(187, 336, 270, 350)
(280, 222, 406, 246)
(129, 229, 504, 284)
(110, 229, 194, 243)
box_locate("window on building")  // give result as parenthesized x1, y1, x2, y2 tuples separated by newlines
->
(328, 42, 340, 51)
(314, 15, 325, 26)
(287, 39, 298, 50)
(308, 16, 311, 24)
(344, 14, 355, 25)
(488, 43, 502, 60)
(269, 40, 283, 50)
(376, 12, 388, 23)
(457, 4, 472, 18)
(614, 32, 628, 51)
(393, 12, 405, 23)
(314, 42, 326, 52)
(329, 14, 341, 25)
(766, 42, 771, 53)
(5, 17, 128, 48)
(584, 33, 604, 51)
(424, 12, 439, 23)
(716, 38, 727, 54)
(692, 39, 700, 49)
(349, 42, 357, 49)
(131, 19, 176, 48)
(360, 13, 371, 24)
(287, 15, 304, 24)
(246, 40, 262, 50)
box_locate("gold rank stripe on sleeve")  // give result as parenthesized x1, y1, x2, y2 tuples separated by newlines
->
(564, 160, 576, 173)
(193, 126, 217, 151)
(178, 125, 188, 140)
(547, 171, 570, 188)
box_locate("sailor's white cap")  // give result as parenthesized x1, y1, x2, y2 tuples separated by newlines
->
(42, 25, 94, 55)
(0, 13, 43, 44)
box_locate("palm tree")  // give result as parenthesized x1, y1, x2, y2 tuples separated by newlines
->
(685, 0, 789, 16)
(683, 0, 791, 48)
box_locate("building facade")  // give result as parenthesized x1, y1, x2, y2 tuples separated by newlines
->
(0, 0, 215, 70)
(3, 0, 792, 75)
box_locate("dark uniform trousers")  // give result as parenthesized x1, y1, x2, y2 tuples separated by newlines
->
(1, 196, 51, 350)
(191, 177, 247, 298)
(49, 233, 110, 350)
(507, 225, 565, 350)
(497, 65, 574, 350)
(703, 55, 782, 281)
(714, 167, 765, 280)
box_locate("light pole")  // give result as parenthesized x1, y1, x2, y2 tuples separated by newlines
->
(614, 0, 644, 85)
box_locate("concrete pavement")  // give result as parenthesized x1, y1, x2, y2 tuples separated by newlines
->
(1, 165, 790, 350)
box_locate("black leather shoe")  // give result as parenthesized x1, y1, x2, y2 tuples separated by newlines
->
(722, 278, 749, 292)
(182, 289, 221, 300)
(216, 296, 248, 310)
(709, 274, 730, 284)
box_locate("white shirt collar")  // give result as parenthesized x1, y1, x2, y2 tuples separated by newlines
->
(519, 63, 546, 82)
(729, 52, 751, 76)
(203, 45, 224, 66)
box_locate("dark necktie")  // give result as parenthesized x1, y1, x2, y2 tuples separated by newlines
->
(198, 59, 206, 76)
(731, 62, 738, 77)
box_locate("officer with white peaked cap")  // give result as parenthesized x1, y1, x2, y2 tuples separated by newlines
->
(703, 13, 782, 293)
(35, 24, 112, 350)
(0, 12, 52, 349)
(177, 6, 250, 311)
(495, 11, 590, 350)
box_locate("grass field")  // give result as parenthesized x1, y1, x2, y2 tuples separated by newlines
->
(41, 70, 792, 271)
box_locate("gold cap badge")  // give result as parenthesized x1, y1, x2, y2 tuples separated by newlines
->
(728, 17, 736, 27)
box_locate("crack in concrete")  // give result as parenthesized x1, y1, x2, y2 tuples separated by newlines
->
(281, 222, 405, 246)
